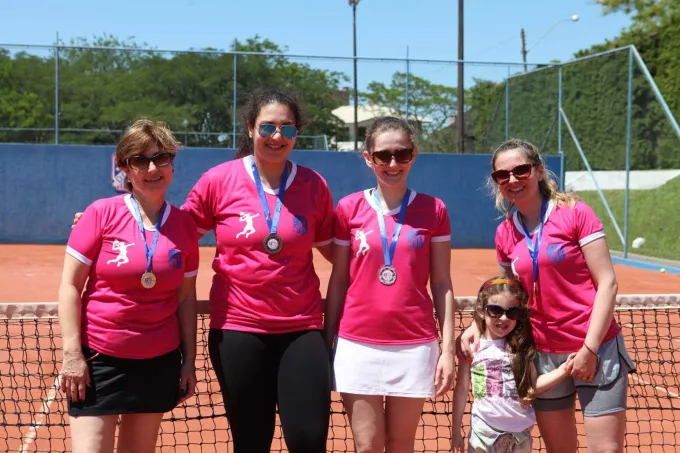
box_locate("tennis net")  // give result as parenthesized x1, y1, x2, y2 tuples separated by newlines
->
(1, 295, 679, 452)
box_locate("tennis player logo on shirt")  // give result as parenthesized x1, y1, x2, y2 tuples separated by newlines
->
(510, 257, 520, 279)
(236, 212, 260, 239)
(106, 240, 134, 267)
(354, 229, 372, 257)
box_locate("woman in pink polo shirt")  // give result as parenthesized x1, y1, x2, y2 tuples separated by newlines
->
(459, 138, 635, 453)
(181, 88, 335, 453)
(58, 119, 199, 453)
(324, 116, 456, 452)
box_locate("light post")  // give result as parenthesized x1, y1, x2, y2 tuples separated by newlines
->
(349, 0, 360, 151)
(521, 14, 579, 71)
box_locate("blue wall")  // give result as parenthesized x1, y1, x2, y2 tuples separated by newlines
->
(0, 144, 563, 247)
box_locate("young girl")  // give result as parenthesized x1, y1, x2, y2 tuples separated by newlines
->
(452, 277, 575, 453)
(325, 116, 456, 452)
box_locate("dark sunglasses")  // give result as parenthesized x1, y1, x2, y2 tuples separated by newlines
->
(371, 148, 414, 166)
(485, 304, 524, 320)
(258, 123, 298, 140)
(126, 152, 175, 171)
(491, 163, 534, 185)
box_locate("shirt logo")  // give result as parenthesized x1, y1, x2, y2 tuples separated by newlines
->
(293, 215, 308, 235)
(168, 249, 182, 269)
(408, 230, 424, 249)
(106, 240, 134, 267)
(236, 212, 259, 239)
(546, 243, 566, 264)
(354, 229, 372, 257)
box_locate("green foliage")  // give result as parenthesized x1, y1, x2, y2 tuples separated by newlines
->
(0, 35, 347, 148)
(576, 175, 680, 260)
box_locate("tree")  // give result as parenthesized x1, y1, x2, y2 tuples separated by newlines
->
(361, 72, 458, 153)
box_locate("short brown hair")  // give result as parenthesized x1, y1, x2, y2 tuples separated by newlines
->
(116, 118, 181, 191)
(364, 116, 419, 154)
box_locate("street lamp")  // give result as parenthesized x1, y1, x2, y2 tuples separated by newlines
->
(521, 14, 579, 71)
(349, 0, 360, 152)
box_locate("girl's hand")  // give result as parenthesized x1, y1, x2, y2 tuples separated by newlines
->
(71, 212, 83, 229)
(452, 429, 465, 453)
(569, 346, 598, 382)
(60, 350, 91, 402)
(177, 362, 197, 404)
(434, 352, 455, 397)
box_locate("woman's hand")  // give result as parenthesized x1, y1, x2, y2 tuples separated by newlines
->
(569, 345, 599, 382)
(177, 362, 197, 404)
(71, 212, 83, 228)
(455, 323, 481, 362)
(60, 350, 91, 402)
(434, 351, 455, 397)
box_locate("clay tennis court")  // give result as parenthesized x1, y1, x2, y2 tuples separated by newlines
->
(1, 244, 679, 452)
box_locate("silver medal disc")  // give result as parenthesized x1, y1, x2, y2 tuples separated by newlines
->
(263, 234, 283, 254)
(378, 265, 397, 286)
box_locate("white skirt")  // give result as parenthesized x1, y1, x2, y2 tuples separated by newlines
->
(332, 337, 439, 398)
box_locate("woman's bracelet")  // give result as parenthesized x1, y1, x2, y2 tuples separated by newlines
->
(582, 343, 598, 357)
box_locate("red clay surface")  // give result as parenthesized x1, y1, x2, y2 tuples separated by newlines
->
(1, 244, 679, 452)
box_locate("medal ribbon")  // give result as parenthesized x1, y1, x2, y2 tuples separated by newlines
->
(373, 188, 411, 268)
(518, 198, 548, 300)
(130, 196, 166, 273)
(252, 160, 289, 236)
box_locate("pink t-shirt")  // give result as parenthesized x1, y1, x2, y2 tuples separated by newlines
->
(333, 189, 451, 345)
(495, 200, 620, 353)
(66, 194, 200, 359)
(181, 155, 334, 334)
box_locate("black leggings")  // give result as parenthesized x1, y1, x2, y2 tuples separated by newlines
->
(208, 329, 331, 453)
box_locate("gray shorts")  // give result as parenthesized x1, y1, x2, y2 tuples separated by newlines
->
(533, 333, 636, 417)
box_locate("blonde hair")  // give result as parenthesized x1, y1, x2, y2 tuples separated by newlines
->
(116, 118, 181, 191)
(488, 138, 579, 218)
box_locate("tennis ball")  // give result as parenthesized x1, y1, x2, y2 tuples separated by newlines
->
(660, 268, 666, 273)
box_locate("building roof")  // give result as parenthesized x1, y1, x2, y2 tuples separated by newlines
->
(331, 105, 432, 126)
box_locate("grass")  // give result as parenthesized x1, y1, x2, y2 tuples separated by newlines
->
(575, 175, 680, 262)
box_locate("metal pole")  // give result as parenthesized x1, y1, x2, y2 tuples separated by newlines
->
(352, 0, 359, 152)
(54, 32, 59, 144)
(505, 76, 510, 140)
(558, 66, 564, 191)
(520, 28, 527, 72)
(623, 48, 634, 258)
(457, 0, 464, 153)
(232, 52, 238, 149)
(405, 46, 410, 123)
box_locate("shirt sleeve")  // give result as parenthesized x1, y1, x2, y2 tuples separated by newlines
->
(431, 198, 452, 243)
(332, 199, 351, 247)
(181, 171, 216, 237)
(573, 201, 606, 247)
(314, 177, 335, 247)
(183, 216, 200, 278)
(495, 222, 512, 268)
(66, 201, 104, 266)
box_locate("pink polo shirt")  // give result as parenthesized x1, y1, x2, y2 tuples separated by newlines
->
(495, 200, 620, 353)
(181, 155, 335, 334)
(66, 194, 199, 359)
(333, 189, 451, 345)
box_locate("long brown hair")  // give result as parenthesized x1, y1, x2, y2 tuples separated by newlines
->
(474, 276, 537, 405)
(488, 138, 580, 218)
(363, 116, 419, 153)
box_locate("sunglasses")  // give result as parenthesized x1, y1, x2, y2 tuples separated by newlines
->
(485, 304, 524, 321)
(371, 148, 414, 166)
(491, 163, 534, 185)
(126, 152, 175, 171)
(258, 123, 298, 140)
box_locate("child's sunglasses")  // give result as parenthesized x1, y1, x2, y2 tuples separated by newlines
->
(490, 163, 534, 185)
(258, 123, 298, 140)
(371, 148, 414, 166)
(126, 152, 175, 171)
(485, 304, 524, 320)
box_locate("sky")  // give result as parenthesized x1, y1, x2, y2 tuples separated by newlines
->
(0, 0, 632, 93)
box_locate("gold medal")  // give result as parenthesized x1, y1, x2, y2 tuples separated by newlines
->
(141, 271, 156, 289)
